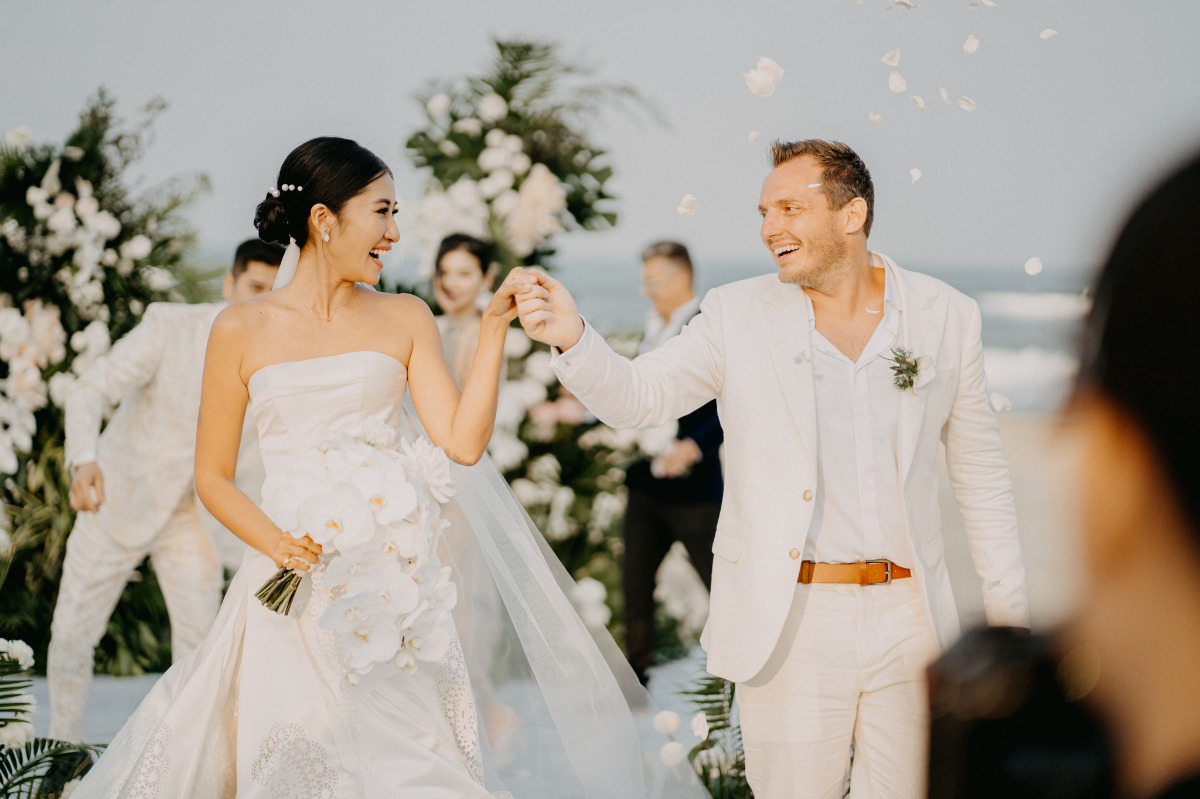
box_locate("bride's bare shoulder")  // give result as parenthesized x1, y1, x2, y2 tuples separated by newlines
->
(360, 289, 436, 328)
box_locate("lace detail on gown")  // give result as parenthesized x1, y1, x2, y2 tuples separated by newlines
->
(436, 636, 484, 785)
(251, 723, 339, 798)
(127, 723, 169, 799)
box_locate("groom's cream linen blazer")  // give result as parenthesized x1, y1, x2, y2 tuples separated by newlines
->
(65, 302, 224, 551)
(552, 254, 1030, 683)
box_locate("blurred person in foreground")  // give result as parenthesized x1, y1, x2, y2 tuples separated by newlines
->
(623, 241, 723, 686)
(1066, 150, 1200, 798)
(48, 239, 282, 742)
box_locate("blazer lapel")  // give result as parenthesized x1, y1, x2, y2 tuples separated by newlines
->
(758, 280, 818, 462)
(883, 254, 948, 486)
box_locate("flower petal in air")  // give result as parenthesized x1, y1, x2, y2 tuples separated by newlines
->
(1040, 28, 1058, 40)
(912, 95, 926, 111)
(744, 57, 784, 97)
(958, 96, 977, 112)
(888, 71, 908, 93)
(1024, 256, 1043, 276)
(881, 49, 901, 67)
(963, 34, 981, 55)
(748, 130, 761, 143)
(910, 168, 922, 183)
(940, 87, 951, 104)
(868, 112, 883, 126)
(990, 393, 1014, 413)
(676, 194, 699, 216)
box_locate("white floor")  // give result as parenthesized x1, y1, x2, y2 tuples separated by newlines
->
(29, 647, 712, 746)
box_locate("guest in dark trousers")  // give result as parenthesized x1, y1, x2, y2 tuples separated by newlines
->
(1066, 150, 1200, 799)
(622, 241, 723, 686)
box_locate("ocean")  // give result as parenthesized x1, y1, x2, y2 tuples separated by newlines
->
(558, 259, 1093, 415)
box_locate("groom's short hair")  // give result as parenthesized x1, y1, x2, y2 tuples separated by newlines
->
(232, 239, 285, 277)
(770, 139, 875, 238)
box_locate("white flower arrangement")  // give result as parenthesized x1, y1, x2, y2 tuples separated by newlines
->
(0, 637, 37, 751)
(255, 423, 459, 685)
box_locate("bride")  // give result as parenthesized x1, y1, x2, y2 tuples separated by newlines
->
(74, 137, 705, 798)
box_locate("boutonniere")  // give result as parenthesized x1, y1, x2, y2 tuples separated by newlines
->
(883, 346, 935, 391)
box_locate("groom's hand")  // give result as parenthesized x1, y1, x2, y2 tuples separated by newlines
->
(516, 270, 585, 350)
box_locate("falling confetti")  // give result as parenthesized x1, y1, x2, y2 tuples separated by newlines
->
(939, 87, 951, 104)
(963, 34, 981, 55)
(893, 0, 917, 8)
(677, 194, 699, 216)
(910, 168, 922, 183)
(748, 130, 761, 143)
(744, 57, 784, 97)
(1024, 256, 1043, 275)
(1040, 28, 1058, 39)
(958, 96, 977, 112)
(981, 0, 997, 6)
(888, 71, 908, 93)
(990, 393, 1014, 413)
(881, 49, 901, 67)
(868, 112, 883, 126)
(912, 95, 926, 111)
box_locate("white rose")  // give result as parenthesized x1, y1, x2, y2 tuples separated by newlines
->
(477, 93, 509, 123)
(143, 266, 176, 292)
(502, 327, 532, 360)
(437, 140, 461, 158)
(75, 194, 100, 220)
(478, 146, 512, 175)
(121, 234, 153, 261)
(41, 159, 62, 195)
(484, 128, 507, 148)
(46, 206, 77, 235)
(23, 300, 67, 367)
(48, 371, 75, 408)
(527, 453, 561, 483)
(487, 432, 528, 473)
(6, 361, 49, 412)
(88, 211, 121, 241)
(425, 93, 451, 119)
(503, 134, 524, 155)
(0, 720, 34, 750)
(509, 152, 532, 176)
(659, 741, 687, 767)
(4, 126, 32, 148)
(451, 117, 483, 137)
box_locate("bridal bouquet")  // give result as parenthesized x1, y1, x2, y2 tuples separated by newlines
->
(256, 420, 459, 683)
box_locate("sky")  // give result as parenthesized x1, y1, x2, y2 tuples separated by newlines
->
(4, 0, 1200, 285)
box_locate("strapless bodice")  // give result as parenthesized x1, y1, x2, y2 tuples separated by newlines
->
(248, 350, 408, 481)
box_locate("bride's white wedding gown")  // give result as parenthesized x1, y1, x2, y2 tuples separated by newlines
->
(75, 351, 507, 797)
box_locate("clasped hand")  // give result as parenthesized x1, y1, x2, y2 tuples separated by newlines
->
(271, 532, 322, 572)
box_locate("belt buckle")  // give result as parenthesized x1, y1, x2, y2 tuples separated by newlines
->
(866, 559, 892, 585)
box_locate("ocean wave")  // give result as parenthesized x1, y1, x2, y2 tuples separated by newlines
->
(977, 292, 1091, 322)
(983, 347, 1079, 413)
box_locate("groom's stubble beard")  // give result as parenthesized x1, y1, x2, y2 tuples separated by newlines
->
(778, 215, 851, 293)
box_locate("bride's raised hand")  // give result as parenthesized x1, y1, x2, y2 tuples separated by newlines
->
(484, 267, 543, 325)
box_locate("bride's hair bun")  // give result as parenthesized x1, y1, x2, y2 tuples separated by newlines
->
(254, 194, 290, 246)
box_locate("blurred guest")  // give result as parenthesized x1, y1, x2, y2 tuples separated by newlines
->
(432, 233, 497, 388)
(1066, 150, 1200, 798)
(623, 241, 723, 685)
(47, 239, 281, 742)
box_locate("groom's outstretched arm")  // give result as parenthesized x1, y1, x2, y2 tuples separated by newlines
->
(517, 270, 725, 429)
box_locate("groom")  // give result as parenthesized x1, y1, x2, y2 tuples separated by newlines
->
(517, 140, 1029, 798)
(48, 239, 282, 742)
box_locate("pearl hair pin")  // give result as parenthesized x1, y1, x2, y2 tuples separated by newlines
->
(268, 184, 304, 197)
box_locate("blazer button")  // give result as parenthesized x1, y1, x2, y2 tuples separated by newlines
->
(802, 489, 814, 502)
(789, 548, 801, 560)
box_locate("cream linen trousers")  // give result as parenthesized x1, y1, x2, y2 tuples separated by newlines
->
(48, 491, 222, 742)
(737, 579, 940, 799)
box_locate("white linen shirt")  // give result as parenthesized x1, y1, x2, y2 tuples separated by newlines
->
(804, 267, 912, 566)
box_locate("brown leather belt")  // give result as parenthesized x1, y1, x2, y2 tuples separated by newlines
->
(798, 559, 912, 586)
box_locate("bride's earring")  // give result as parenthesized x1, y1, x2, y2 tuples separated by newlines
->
(322, 229, 330, 242)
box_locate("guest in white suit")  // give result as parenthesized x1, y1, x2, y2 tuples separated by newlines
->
(516, 139, 1030, 798)
(47, 239, 282, 742)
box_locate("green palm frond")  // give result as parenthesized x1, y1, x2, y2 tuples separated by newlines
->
(684, 672, 752, 798)
(0, 738, 102, 798)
